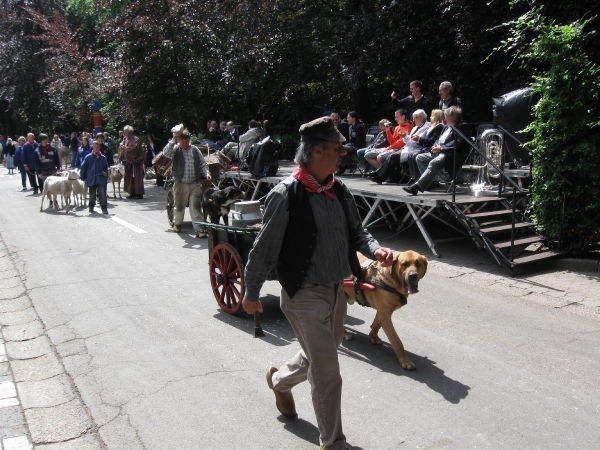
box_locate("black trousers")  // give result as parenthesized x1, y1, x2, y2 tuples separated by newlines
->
(25, 170, 39, 192)
(376, 151, 401, 180)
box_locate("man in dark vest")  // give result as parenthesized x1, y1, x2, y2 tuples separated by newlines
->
(162, 127, 211, 237)
(242, 117, 393, 450)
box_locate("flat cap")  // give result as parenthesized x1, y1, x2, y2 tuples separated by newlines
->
(299, 117, 346, 143)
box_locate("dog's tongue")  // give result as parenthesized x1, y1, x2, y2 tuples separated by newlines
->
(407, 283, 419, 295)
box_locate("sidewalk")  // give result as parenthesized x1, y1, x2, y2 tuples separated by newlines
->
(0, 238, 104, 450)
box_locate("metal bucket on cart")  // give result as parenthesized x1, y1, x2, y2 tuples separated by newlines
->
(229, 201, 262, 228)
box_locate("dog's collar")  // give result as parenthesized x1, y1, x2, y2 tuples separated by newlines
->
(360, 259, 407, 306)
(365, 276, 407, 306)
(361, 259, 374, 269)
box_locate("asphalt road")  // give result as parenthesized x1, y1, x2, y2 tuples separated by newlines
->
(0, 173, 599, 450)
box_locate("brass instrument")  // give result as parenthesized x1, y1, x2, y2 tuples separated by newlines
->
(478, 129, 504, 186)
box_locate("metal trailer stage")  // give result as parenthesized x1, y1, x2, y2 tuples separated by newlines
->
(219, 161, 513, 258)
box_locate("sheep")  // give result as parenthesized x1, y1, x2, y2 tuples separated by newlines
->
(62, 169, 87, 207)
(40, 175, 72, 212)
(108, 163, 126, 199)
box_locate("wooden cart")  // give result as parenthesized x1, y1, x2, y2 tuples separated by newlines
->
(198, 222, 275, 314)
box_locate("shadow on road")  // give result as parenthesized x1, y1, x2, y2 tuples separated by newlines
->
(339, 329, 470, 404)
(212, 294, 295, 347)
(276, 416, 365, 450)
(212, 290, 469, 403)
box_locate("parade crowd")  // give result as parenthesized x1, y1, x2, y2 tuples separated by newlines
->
(0, 79, 474, 450)
(0, 79, 468, 220)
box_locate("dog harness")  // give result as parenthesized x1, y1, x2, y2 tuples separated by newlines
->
(350, 259, 408, 307)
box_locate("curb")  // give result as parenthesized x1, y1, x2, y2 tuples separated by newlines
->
(551, 258, 600, 275)
(0, 237, 106, 449)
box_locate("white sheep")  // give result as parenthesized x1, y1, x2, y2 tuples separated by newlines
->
(40, 176, 73, 212)
(62, 169, 87, 207)
(108, 163, 126, 198)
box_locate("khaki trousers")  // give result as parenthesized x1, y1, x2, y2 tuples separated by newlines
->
(272, 282, 348, 450)
(173, 180, 205, 231)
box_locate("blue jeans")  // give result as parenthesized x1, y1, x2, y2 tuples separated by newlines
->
(88, 184, 107, 209)
(356, 148, 368, 164)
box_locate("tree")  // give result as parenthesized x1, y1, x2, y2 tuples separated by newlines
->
(98, 0, 225, 133)
(0, 0, 68, 134)
(495, 2, 600, 252)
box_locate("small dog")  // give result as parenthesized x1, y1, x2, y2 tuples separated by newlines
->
(343, 250, 428, 370)
(202, 187, 246, 225)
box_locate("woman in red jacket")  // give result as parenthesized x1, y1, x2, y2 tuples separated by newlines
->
(366, 109, 413, 169)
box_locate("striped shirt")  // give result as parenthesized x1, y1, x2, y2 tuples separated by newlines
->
(244, 177, 380, 301)
(163, 140, 208, 183)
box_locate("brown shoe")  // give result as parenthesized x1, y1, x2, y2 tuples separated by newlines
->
(173, 225, 181, 233)
(195, 231, 207, 238)
(266, 367, 296, 418)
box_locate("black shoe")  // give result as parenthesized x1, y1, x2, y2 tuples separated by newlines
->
(372, 175, 383, 185)
(101, 209, 108, 214)
(135, 195, 143, 199)
(126, 195, 135, 199)
(403, 184, 421, 196)
(89, 207, 94, 213)
(367, 171, 378, 179)
(49, 200, 54, 207)
(335, 167, 346, 176)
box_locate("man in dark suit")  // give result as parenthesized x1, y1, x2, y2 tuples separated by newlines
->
(403, 106, 470, 195)
(438, 81, 462, 111)
(205, 120, 223, 143)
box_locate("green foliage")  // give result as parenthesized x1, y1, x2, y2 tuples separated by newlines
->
(496, 2, 600, 252)
(190, 133, 205, 143)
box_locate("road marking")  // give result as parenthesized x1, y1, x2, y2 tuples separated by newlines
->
(111, 216, 147, 234)
(2, 435, 32, 450)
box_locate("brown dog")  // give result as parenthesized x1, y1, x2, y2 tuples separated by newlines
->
(343, 250, 427, 370)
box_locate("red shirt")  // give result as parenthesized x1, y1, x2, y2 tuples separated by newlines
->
(385, 123, 414, 151)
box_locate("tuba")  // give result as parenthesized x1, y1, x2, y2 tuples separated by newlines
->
(478, 129, 504, 185)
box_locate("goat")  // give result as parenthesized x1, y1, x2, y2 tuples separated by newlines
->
(62, 169, 87, 207)
(108, 163, 125, 198)
(40, 175, 72, 212)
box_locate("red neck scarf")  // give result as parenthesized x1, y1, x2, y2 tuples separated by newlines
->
(292, 164, 336, 199)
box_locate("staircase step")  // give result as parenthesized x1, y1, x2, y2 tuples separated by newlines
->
(466, 209, 513, 219)
(511, 250, 563, 265)
(494, 236, 545, 249)
(480, 222, 534, 233)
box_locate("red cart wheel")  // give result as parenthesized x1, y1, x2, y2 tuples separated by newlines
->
(209, 243, 245, 314)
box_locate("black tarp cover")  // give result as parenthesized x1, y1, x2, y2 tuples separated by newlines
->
(492, 87, 539, 166)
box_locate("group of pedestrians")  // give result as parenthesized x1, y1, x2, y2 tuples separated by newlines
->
(0, 125, 156, 213)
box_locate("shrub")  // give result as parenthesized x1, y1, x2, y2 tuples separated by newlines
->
(496, 4, 600, 253)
